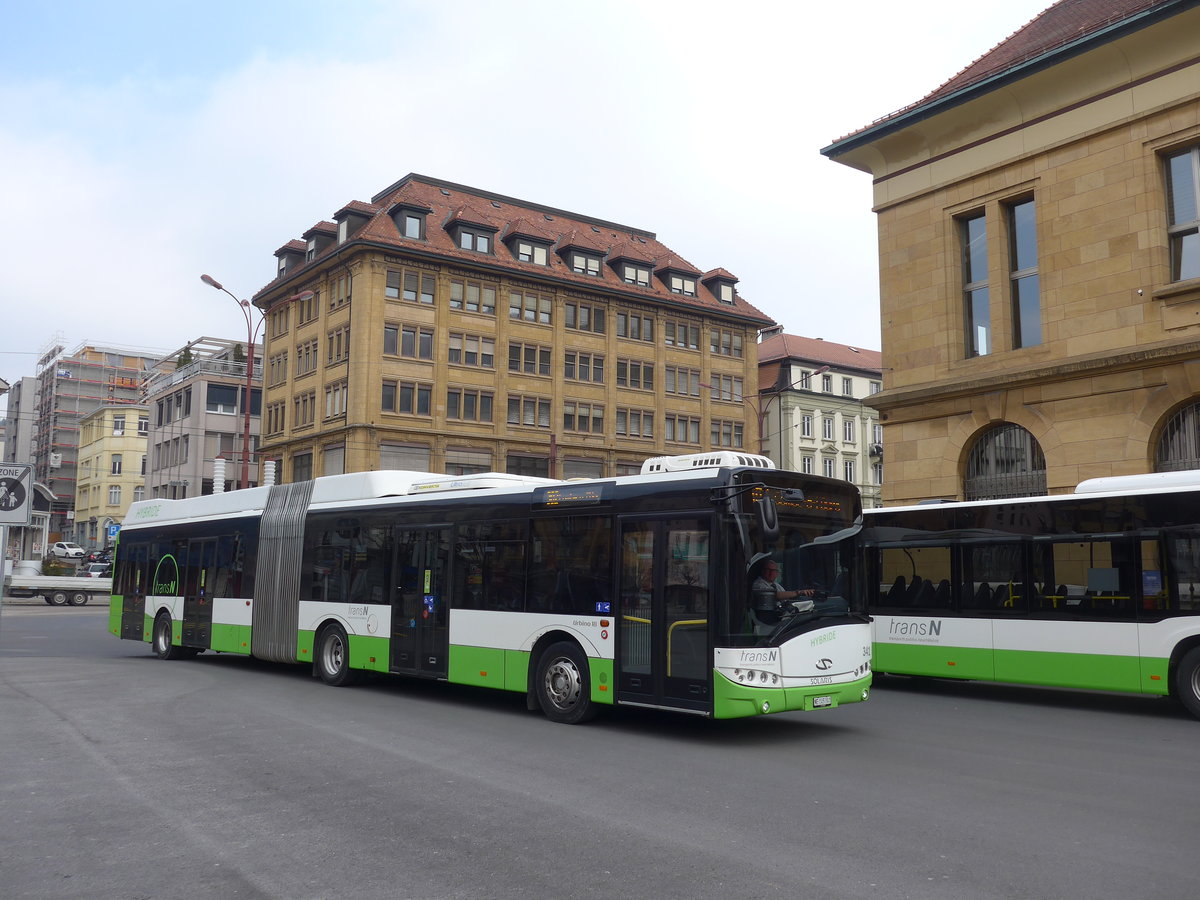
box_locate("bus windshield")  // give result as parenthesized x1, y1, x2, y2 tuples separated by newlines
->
(721, 480, 863, 647)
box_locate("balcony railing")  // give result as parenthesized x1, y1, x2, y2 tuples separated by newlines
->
(144, 358, 259, 398)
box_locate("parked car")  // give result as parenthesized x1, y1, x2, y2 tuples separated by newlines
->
(86, 549, 112, 564)
(50, 542, 85, 559)
(81, 563, 112, 578)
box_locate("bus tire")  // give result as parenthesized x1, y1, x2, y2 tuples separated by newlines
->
(315, 624, 357, 687)
(535, 641, 596, 725)
(69, 592, 89, 606)
(50, 591, 68, 606)
(1177, 647, 1200, 720)
(153, 613, 184, 660)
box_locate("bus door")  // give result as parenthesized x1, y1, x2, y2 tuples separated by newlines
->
(119, 542, 149, 640)
(182, 537, 216, 648)
(390, 527, 450, 678)
(617, 516, 712, 713)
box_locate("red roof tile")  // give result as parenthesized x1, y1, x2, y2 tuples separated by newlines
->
(258, 174, 773, 323)
(758, 333, 882, 373)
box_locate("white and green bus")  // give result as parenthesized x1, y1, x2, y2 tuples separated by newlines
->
(108, 452, 872, 723)
(862, 471, 1200, 718)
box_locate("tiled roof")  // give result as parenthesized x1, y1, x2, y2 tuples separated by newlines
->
(256, 174, 772, 324)
(758, 333, 882, 372)
(274, 239, 306, 256)
(830, 0, 1180, 145)
(303, 221, 337, 239)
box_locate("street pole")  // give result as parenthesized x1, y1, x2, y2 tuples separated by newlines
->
(201, 274, 259, 490)
(201, 276, 314, 490)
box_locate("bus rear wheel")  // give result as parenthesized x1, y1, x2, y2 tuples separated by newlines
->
(153, 613, 184, 660)
(1177, 647, 1200, 720)
(535, 641, 596, 724)
(316, 624, 358, 686)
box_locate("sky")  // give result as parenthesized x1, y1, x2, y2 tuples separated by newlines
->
(0, 0, 1056, 415)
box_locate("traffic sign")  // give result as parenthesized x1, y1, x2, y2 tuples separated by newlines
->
(107, 523, 121, 539)
(0, 464, 33, 526)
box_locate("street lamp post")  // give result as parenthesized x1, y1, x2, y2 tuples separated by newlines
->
(200, 276, 315, 490)
(200, 274, 262, 491)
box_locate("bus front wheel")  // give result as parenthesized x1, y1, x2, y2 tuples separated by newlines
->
(1177, 647, 1200, 720)
(153, 613, 184, 660)
(535, 641, 596, 724)
(316, 624, 357, 687)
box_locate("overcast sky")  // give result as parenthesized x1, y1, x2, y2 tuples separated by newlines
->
(0, 0, 1054, 412)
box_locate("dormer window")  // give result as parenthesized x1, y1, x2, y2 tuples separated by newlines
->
(516, 240, 549, 265)
(669, 274, 697, 297)
(459, 228, 491, 253)
(571, 253, 601, 276)
(389, 203, 429, 241)
(718, 283, 734, 304)
(278, 257, 288, 277)
(306, 238, 318, 262)
(623, 264, 651, 286)
(337, 219, 349, 243)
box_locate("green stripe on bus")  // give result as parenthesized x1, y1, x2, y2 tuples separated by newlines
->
(346, 633, 390, 673)
(994, 648, 1159, 695)
(876, 642, 1171, 697)
(874, 643, 993, 680)
(210, 623, 252, 655)
(107, 594, 123, 636)
(713, 671, 871, 718)
(447, 645, 615, 706)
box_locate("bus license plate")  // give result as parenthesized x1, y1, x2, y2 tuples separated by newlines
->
(813, 696, 833, 708)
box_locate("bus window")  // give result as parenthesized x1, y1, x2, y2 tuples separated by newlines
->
(1166, 532, 1200, 612)
(878, 546, 952, 610)
(1140, 539, 1166, 612)
(455, 521, 526, 611)
(963, 542, 1025, 612)
(528, 516, 613, 615)
(1049, 540, 1136, 618)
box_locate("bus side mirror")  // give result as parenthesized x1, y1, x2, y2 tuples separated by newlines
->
(758, 494, 780, 541)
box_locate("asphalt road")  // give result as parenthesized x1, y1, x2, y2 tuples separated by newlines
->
(2, 604, 1197, 899)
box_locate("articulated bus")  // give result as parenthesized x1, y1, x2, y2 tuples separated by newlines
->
(861, 471, 1200, 718)
(108, 452, 872, 723)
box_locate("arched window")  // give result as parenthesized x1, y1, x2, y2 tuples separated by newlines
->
(964, 424, 1046, 499)
(1156, 402, 1200, 472)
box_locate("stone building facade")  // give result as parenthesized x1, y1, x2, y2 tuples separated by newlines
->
(823, 0, 1200, 503)
(251, 174, 772, 481)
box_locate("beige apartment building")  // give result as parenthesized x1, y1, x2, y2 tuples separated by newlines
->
(76, 404, 148, 550)
(758, 333, 884, 507)
(251, 174, 772, 481)
(823, 0, 1200, 503)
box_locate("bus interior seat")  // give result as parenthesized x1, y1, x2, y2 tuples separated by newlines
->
(992, 583, 1011, 608)
(933, 579, 951, 608)
(905, 578, 924, 605)
(913, 579, 934, 607)
(885, 575, 907, 605)
(973, 583, 992, 608)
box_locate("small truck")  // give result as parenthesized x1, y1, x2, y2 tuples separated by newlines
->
(3, 572, 113, 606)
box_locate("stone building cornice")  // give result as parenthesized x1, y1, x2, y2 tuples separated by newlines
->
(872, 339, 1200, 414)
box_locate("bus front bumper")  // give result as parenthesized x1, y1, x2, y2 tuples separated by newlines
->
(712, 671, 873, 719)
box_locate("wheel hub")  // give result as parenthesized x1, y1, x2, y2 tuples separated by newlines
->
(544, 658, 581, 709)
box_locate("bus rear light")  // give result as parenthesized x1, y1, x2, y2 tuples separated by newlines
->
(947, 661, 956, 666)
(1151, 674, 1161, 680)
